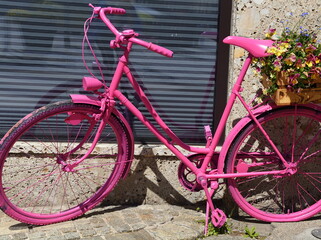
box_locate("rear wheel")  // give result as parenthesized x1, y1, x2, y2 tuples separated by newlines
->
(226, 106, 321, 222)
(0, 101, 130, 225)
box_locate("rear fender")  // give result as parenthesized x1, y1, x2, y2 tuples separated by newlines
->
(70, 94, 134, 179)
(218, 103, 321, 173)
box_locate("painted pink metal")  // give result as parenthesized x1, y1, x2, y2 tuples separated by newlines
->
(3, 2, 321, 232)
(62, 5, 321, 232)
(82, 77, 104, 91)
(223, 36, 274, 57)
(69, 4, 321, 230)
(70, 93, 135, 179)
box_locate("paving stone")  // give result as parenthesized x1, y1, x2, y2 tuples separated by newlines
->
(46, 236, 65, 240)
(94, 226, 112, 235)
(11, 232, 28, 240)
(103, 214, 131, 233)
(28, 231, 48, 239)
(138, 209, 163, 226)
(89, 218, 106, 228)
(123, 212, 141, 225)
(0, 235, 12, 240)
(228, 218, 273, 237)
(104, 230, 154, 240)
(60, 226, 78, 233)
(147, 221, 202, 240)
(175, 220, 204, 233)
(76, 223, 95, 231)
(64, 232, 81, 240)
(81, 237, 105, 240)
(129, 222, 147, 231)
(79, 229, 97, 238)
(45, 229, 63, 238)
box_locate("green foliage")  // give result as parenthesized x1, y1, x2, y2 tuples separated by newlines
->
(244, 226, 260, 239)
(252, 12, 321, 97)
(197, 220, 232, 237)
(196, 207, 202, 213)
(208, 221, 232, 236)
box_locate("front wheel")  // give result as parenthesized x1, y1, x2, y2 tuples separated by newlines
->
(0, 101, 131, 225)
(226, 106, 321, 222)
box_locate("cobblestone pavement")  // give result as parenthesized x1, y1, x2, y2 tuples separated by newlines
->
(0, 205, 205, 240)
(0, 204, 321, 240)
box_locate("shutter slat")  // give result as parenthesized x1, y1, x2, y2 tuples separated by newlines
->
(0, 0, 219, 143)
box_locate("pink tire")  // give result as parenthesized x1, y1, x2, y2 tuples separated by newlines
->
(226, 106, 321, 222)
(0, 101, 130, 225)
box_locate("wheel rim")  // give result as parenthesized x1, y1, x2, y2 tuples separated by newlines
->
(0, 104, 126, 222)
(227, 107, 321, 221)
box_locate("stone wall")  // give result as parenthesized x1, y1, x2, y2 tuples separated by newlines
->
(227, 0, 321, 129)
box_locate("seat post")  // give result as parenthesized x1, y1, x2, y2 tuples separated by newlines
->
(232, 54, 253, 93)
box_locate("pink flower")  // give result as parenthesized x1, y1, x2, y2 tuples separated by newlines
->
(296, 59, 306, 69)
(306, 53, 316, 67)
(265, 28, 276, 38)
(273, 60, 282, 71)
(284, 53, 296, 65)
(306, 44, 317, 53)
(289, 53, 296, 62)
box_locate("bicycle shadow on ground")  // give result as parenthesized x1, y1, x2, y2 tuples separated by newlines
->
(6, 152, 195, 231)
(6, 205, 131, 231)
(102, 148, 194, 206)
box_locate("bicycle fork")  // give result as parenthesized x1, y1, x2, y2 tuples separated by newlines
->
(63, 96, 114, 172)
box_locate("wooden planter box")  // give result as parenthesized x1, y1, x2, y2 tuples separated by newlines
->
(272, 88, 321, 105)
(261, 72, 321, 105)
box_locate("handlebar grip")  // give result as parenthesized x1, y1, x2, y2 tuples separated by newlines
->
(105, 7, 126, 15)
(129, 38, 174, 58)
(147, 42, 174, 58)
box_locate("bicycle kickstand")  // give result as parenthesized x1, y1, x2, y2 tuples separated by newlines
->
(201, 180, 227, 235)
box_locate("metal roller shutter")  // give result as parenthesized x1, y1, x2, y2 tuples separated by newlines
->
(0, 0, 230, 143)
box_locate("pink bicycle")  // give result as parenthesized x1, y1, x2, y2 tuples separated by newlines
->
(1, 4, 321, 232)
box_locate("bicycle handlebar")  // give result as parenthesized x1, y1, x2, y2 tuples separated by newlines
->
(129, 38, 174, 58)
(104, 7, 126, 15)
(89, 4, 126, 15)
(93, 4, 174, 58)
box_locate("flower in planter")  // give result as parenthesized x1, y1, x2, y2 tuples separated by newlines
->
(253, 13, 321, 97)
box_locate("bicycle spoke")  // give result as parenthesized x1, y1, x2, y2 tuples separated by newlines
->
(40, 173, 62, 214)
(32, 169, 63, 213)
(227, 107, 321, 221)
(9, 166, 60, 206)
(0, 102, 129, 224)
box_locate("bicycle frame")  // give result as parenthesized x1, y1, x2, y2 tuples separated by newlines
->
(5, 4, 321, 231)
(77, 41, 291, 182)
(68, 5, 298, 185)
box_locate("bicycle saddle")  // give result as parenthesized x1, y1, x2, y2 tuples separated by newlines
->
(223, 36, 274, 58)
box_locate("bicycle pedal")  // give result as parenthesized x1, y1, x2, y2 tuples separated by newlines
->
(211, 208, 227, 228)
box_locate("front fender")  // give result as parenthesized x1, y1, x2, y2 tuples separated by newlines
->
(70, 94, 101, 106)
(70, 94, 134, 179)
(218, 103, 321, 173)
